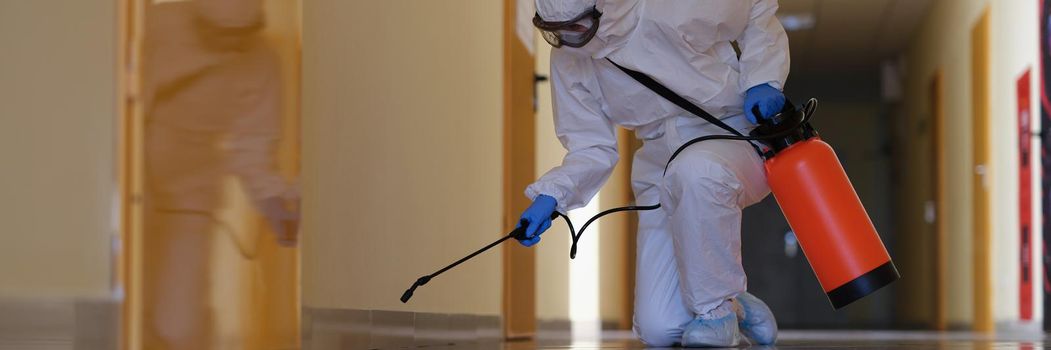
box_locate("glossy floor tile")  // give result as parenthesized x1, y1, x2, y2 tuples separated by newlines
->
(489, 330, 1047, 349)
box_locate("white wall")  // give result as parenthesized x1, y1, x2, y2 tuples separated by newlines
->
(988, 0, 1041, 323)
(0, 0, 116, 299)
(301, 1, 505, 315)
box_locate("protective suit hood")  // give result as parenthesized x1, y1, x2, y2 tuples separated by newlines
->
(548, 0, 641, 58)
(535, 0, 596, 22)
(587, 0, 641, 58)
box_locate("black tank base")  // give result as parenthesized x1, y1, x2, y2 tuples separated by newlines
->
(826, 261, 900, 309)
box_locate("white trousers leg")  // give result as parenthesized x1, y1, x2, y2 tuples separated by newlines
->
(631, 116, 769, 347)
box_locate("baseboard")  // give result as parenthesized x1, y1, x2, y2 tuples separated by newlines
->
(945, 322, 972, 332)
(536, 319, 571, 332)
(994, 320, 1044, 338)
(0, 297, 120, 350)
(537, 319, 629, 332)
(301, 307, 502, 349)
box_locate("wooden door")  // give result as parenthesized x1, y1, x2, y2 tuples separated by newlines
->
(971, 6, 993, 333)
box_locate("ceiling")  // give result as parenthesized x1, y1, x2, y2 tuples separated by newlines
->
(778, 0, 934, 73)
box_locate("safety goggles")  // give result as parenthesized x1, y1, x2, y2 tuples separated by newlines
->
(533, 7, 602, 48)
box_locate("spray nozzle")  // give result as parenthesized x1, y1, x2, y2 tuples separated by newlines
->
(400, 275, 432, 303)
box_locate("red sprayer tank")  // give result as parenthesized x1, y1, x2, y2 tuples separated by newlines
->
(752, 101, 899, 309)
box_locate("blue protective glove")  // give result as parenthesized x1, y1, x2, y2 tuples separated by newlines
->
(517, 194, 558, 247)
(744, 84, 786, 124)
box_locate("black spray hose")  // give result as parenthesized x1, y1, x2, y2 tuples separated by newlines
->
(564, 99, 818, 259)
(401, 99, 817, 303)
(566, 204, 660, 259)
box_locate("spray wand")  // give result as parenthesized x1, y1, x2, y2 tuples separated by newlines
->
(401, 212, 564, 303)
(401, 200, 664, 303)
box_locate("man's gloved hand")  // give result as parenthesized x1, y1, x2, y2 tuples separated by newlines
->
(517, 194, 558, 247)
(257, 195, 300, 247)
(744, 83, 786, 124)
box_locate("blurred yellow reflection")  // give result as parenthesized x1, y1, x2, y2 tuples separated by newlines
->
(128, 0, 301, 349)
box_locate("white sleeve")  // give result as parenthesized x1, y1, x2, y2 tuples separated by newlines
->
(525, 51, 619, 213)
(737, 0, 791, 92)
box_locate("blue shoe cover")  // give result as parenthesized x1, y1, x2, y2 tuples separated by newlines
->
(736, 292, 778, 345)
(681, 312, 740, 348)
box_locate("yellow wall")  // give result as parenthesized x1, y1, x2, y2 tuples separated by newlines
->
(301, 1, 505, 315)
(598, 149, 632, 328)
(0, 0, 116, 299)
(900, 0, 1041, 325)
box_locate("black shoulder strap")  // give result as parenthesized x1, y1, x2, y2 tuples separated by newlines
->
(605, 58, 746, 138)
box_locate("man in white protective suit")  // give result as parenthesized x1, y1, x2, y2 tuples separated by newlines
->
(517, 0, 789, 347)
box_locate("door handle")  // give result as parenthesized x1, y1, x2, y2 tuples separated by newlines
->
(975, 164, 989, 189)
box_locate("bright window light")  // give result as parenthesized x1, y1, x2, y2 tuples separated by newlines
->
(569, 194, 601, 344)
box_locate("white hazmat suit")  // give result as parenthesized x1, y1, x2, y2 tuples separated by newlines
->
(527, 0, 789, 346)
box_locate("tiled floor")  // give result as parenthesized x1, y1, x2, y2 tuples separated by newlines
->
(489, 330, 1048, 349)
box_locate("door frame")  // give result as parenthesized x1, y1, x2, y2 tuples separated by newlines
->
(117, 0, 143, 348)
(929, 70, 947, 331)
(502, 0, 538, 339)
